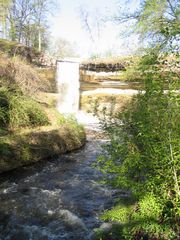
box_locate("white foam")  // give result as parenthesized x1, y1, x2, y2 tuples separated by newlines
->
(81, 88, 141, 95)
(58, 209, 88, 231)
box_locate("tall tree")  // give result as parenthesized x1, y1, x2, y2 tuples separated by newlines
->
(0, 0, 11, 38)
(79, 6, 105, 57)
(0, 0, 57, 51)
(8, 0, 35, 42)
(32, 0, 52, 52)
(48, 37, 78, 59)
(115, 0, 180, 50)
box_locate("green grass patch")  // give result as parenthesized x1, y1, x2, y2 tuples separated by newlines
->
(0, 87, 49, 130)
(99, 193, 178, 240)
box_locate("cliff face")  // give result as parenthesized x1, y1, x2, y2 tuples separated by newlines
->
(80, 56, 137, 72)
(79, 57, 138, 86)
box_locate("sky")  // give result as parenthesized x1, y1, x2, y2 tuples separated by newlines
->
(49, 0, 140, 58)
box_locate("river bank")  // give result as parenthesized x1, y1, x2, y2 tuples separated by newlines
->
(0, 114, 123, 240)
(0, 123, 85, 173)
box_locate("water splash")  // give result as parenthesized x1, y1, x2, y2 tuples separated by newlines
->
(56, 60, 80, 114)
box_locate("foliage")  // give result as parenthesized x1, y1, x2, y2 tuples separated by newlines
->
(100, 193, 177, 240)
(53, 110, 84, 137)
(48, 37, 78, 59)
(137, 0, 180, 43)
(94, 2, 180, 239)
(95, 50, 180, 239)
(115, 0, 180, 51)
(0, 87, 49, 129)
(0, 0, 57, 51)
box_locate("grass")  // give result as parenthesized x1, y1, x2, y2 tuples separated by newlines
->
(0, 87, 49, 129)
(0, 87, 86, 173)
(0, 39, 21, 54)
(0, 123, 85, 173)
(0, 91, 86, 173)
(95, 193, 178, 240)
(0, 54, 46, 95)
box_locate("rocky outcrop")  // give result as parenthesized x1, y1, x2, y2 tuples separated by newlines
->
(0, 39, 40, 63)
(0, 39, 56, 67)
(80, 62, 126, 72)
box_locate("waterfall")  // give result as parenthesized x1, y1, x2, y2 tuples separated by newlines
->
(56, 60, 80, 114)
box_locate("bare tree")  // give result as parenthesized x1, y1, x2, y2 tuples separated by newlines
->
(48, 37, 77, 59)
(0, 0, 11, 38)
(114, 0, 180, 45)
(79, 6, 105, 56)
(33, 0, 50, 52)
(0, 0, 57, 52)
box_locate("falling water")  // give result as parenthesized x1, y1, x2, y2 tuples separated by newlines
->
(56, 60, 80, 114)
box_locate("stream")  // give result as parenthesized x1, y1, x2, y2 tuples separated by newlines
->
(0, 114, 124, 240)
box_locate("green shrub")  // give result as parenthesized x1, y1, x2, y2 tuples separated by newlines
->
(9, 96, 49, 128)
(53, 110, 85, 139)
(100, 194, 177, 240)
(0, 87, 49, 129)
(0, 107, 8, 127)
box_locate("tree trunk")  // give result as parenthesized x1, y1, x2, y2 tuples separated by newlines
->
(38, 28, 41, 52)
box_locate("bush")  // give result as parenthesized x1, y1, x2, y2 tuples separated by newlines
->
(0, 87, 49, 129)
(95, 52, 180, 239)
(100, 194, 177, 240)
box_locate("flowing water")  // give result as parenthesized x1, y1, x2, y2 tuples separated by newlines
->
(56, 60, 80, 114)
(0, 115, 126, 240)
